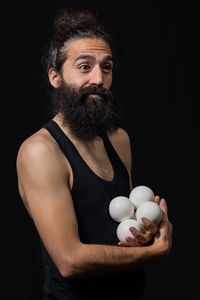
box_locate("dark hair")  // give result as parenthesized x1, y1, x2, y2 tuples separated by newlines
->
(43, 8, 113, 75)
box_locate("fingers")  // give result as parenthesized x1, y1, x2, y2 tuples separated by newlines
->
(118, 241, 128, 247)
(130, 227, 152, 244)
(154, 195, 160, 204)
(118, 217, 160, 247)
(160, 198, 168, 213)
(126, 236, 141, 246)
(159, 199, 169, 223)
(121, 224, 155, 247)
(117, 229, 146, 247)
(118, 238, 138, 247)
(155, 196, 168, 219)
(142, 217, 158, 235)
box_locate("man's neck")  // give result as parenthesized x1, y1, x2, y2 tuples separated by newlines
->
(52, 114, 103, 151)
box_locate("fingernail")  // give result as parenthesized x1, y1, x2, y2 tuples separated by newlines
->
(126, 236, 132, 242)
(160, 198, 166, 205)
(130, 226, 136, 232)
(142, 217, 148, 224)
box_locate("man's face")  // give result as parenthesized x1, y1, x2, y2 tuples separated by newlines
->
(61, 38, 113, 91)
(50, 38, 121, 142)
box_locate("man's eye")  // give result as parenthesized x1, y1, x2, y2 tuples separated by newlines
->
(79, 64, 90, 71)
(103, 64, 112, 73)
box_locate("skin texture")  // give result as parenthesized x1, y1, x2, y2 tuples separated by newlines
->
(49, 38, 113, 89)
(16, 38, 172, 279)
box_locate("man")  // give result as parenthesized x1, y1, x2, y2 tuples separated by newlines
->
(16, 8, 172, 299)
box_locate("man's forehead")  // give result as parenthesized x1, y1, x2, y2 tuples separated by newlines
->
(66, 38, 112, 61)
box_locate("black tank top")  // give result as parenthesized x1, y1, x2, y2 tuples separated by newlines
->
(41, 120, 145, 300)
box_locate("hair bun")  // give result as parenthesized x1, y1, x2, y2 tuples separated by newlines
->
(54, 8, 103, 36)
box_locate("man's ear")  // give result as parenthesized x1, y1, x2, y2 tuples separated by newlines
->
(48, 68, 60, 88)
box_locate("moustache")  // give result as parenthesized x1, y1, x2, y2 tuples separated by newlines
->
(78, 85, 113, 103)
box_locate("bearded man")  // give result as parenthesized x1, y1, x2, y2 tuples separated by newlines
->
(16, 8, 172, 300)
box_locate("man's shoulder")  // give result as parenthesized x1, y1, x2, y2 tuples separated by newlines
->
(108, 127, 132, 161)
(16, 126, 71, 189)
(17, 128, 59, 167)
(108, 127, 131, 147)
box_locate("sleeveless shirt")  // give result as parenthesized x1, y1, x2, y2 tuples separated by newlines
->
(41, 120, 145, 299)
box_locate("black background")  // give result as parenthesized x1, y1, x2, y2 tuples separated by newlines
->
(1, 1, 199, 299)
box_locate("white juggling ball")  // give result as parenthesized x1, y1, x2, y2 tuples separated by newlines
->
(116, 219, 143, 244)
(136, 201, 162, 224)
(109, 196, 134, 222)
(129, 185, 155, 209)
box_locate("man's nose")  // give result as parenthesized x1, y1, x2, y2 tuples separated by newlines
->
(89, 65, 103, 86)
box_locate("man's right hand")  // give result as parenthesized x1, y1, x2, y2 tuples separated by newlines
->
(118, 197, 173, 261)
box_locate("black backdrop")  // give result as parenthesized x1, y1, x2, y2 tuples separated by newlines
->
(1, 1, 199, 299)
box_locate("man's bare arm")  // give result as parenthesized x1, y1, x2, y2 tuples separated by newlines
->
(16, 135, 172, 279)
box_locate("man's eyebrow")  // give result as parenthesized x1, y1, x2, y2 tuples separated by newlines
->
(101, 55, 113, 64)
(73, 55, 95, 66)
(73, 55, 113, 66)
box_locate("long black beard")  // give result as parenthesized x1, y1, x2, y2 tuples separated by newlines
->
(50, 79, 122, 142)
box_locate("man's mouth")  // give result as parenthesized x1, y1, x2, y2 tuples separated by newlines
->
(88, 93, 102, 99)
